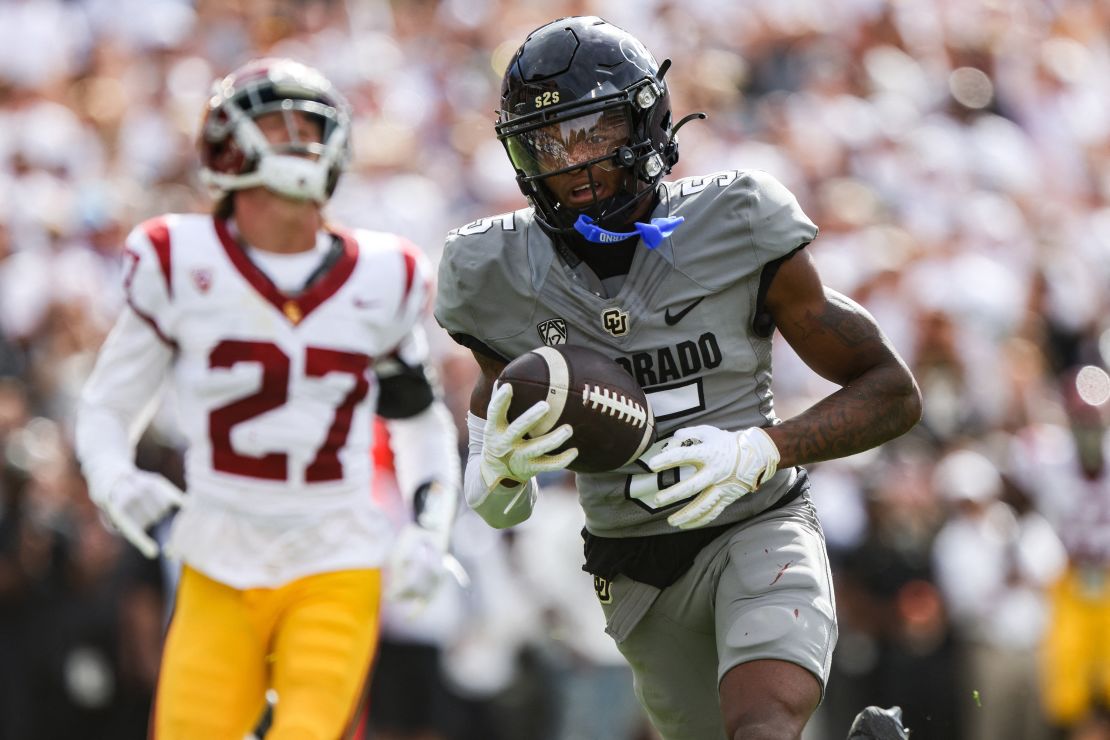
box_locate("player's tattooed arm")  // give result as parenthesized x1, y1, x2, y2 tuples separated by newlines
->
(763, 249, 922, 468)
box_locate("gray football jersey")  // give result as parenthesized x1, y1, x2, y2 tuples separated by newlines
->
(437, 169, 818, 537)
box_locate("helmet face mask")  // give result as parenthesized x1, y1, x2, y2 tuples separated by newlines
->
(199, 58, 352, 204)
(504, 107, 632, 180)
(496, 17, 678, 235)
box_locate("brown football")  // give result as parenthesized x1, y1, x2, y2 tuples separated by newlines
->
(498, 344, 656, 473)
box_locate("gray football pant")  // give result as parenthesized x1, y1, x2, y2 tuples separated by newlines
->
(598, 495, 837, 740)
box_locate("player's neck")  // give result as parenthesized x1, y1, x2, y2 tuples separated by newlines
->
(556, 191, 658, 278)
(562, 231, 638, 279)
(232, 190, 324, 254)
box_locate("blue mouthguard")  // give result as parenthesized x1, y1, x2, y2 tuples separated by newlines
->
(573, 214, 685, 249)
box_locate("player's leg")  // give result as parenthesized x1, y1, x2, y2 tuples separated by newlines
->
(718, 660, 820, 740)
(266, 568, 382, 740)
(714, 495, 837, 740)
(606, 578, 729, 740)
(154, 566, 269, 739)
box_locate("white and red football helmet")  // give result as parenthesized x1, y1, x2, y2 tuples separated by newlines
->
(198, 58, 351, 203)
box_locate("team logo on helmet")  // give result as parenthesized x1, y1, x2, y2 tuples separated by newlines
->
(619, 37, 654, 74)
(602, 307, 629, 337)
(537, 318, 568, 346)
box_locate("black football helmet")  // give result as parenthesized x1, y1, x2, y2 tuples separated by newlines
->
(497, 17, 694, 235)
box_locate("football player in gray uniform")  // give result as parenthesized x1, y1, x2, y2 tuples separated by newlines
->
(436, 16, 922, 740)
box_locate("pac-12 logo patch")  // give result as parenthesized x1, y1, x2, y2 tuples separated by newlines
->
(602, 307, 629, 337)
(536, 318, 567, 346)
(191, 268, 212, 293)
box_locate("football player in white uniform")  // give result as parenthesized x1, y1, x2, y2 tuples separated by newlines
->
(75, 58, 460, 740)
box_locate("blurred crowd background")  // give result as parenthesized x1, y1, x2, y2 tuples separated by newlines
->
(1, 0, 1108, 739)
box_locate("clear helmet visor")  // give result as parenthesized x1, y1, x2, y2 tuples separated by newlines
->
(505, 107, 631, 179)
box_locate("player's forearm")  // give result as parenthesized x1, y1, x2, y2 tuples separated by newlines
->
(385, 400, 461, 538)
(76, 307, 173, 494)
(767, 362, 922, 468)
(385, 401, 460, 500)
(75, 402, 136, 496)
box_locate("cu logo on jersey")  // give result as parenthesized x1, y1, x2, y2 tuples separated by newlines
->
(602, 307, 629, 337)
(536, 318, 567, 346)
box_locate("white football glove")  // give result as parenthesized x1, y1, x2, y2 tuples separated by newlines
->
(386, 524, 469, 612)
(480, 382, 579, 492)
(89, 469, 186, 558)
(387, 481, 468, 611)
(646, 425, 780, 530)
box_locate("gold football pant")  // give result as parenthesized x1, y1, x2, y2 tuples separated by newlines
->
(1040, 566, 1110, 725)
(154, 565, 381, 740)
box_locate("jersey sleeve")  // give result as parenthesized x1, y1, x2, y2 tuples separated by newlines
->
(745, 169, 818, 260)
(369, 236, 439, 419)
(76, 305, 174, 496)
(393, 237, 434, 336)
(434, 215, 535, 359)
(434, 228, 484, 341)
(77, 216, 178, 493)
(667, 170, 818, 291)
(366, 234, 434, 357)
(122, 217, 177, 345)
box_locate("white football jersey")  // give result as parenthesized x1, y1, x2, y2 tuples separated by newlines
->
(80, 213, 433, 587)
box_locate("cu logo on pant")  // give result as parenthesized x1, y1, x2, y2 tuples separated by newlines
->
(602, 307, 629, 337)
(594, 575, 613, 604)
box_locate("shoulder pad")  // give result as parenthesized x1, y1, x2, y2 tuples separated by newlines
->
(435, 209, 541, 343)
(347, 229, 433, 338)
(661, 170, 817, 289)
(122, 216, 176, 336)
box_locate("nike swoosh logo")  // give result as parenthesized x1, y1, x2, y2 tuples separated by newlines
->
(663, 297, 705, 325)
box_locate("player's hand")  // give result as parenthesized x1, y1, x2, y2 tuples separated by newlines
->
(90, 469, 186, 558)
(480, 382, 578, 492)
(647, 426, 780, 529)
(386, 524, 467, 611)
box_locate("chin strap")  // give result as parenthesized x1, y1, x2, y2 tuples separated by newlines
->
(573, 214, 685, 249)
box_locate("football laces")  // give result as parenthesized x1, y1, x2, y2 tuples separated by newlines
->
(581, 384, 649, 428)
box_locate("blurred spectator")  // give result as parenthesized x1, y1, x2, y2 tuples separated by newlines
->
(1010, 372, 1110, 739)
(0, 414, 164, 739)
(931, 447, 1066, 740)
(826, 451, 958, 740)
